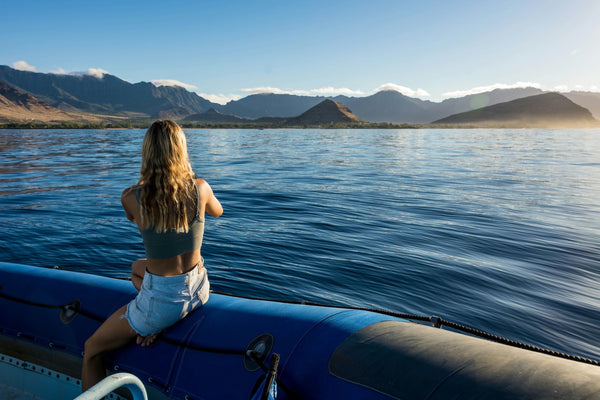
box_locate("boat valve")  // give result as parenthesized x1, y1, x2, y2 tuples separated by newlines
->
(60, 300, 81, 324)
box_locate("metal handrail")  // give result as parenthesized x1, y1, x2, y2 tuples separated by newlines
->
(74, 373, 148, 400)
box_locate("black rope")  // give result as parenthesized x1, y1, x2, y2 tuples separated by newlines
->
(438, 319, 600, 366)
(0, 287, 300, 396)
(0, 289, 246, 356)
(210, 290, 600, 367)
(160, 336, 245, 356)
(77, 309, 104, 323)
(0, 290, 63, 309)
(1, 285, 598, 366)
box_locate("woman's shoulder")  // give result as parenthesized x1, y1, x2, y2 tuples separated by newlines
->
(121, 184, 139, 200)
(193, 177, 216, 198)
(193, 175, 213, 190)
(194, 177, 208, 186)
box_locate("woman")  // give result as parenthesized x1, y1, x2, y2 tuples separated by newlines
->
(81, 120, 223, 391)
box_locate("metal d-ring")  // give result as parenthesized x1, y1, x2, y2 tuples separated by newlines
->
(243, 333, 274, 372)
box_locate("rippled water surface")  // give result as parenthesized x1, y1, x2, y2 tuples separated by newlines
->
(1, 128, 599, 360)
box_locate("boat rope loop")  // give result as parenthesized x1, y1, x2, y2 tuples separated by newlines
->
(211, 290, 600, 367)
(0, 287, 303, 399)
(0, 286, 104, 324)
(0, 285, 598, 367)
(433, 317, 600, 366)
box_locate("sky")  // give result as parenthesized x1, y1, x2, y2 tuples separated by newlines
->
(2, 0, 599, 104)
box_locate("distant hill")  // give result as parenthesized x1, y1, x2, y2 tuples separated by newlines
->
(0, 80, 95, 122)
(220, 87, 548, 124)
(563, 91, 600, 119)
(248, 99, 363, 126)
(333, 90, 434, 123)
(432, 87, 545, 121)
(183, 100, 362, 126)
(287, 99, 363, 125)
(0, 65, 219, 119)
(433, 93, 598, 127)
(183, 108, 250, 123)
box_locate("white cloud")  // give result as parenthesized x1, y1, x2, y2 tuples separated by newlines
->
(49, 68, 68, 75)
(151, 79, 198, 91)
(13, 60, 37, 72)
(553, 85, 569, 92)
(85, 68, 109, 79)
(375, 83, 430, 98)
(307, 87, 365, 96)
(241, 84, 434, 98)
(197, 93, 242, 105)
(590, 85, 599, 92)
(571, 49, 579, 56)
(240, 83, 430, 99)
(442, 82, 542, 98)
(241, 86, 366, 97)
(239, 84, 436, 99)
(59, 67, 110, 79)
(241, 86, 285, 95)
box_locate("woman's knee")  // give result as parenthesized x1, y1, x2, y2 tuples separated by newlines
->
(83, 335, 103, 360)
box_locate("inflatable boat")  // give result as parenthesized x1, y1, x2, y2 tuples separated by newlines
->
(0, 261, 599, 399)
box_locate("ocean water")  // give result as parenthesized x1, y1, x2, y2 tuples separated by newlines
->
(1, 128, 599, 361)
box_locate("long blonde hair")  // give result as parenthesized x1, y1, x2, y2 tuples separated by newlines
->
(138, 120, 195, 233)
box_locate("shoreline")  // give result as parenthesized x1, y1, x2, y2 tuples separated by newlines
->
(1, 121, 599, 130)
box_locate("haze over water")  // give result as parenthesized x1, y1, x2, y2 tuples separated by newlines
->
(1, 128, 599, 361)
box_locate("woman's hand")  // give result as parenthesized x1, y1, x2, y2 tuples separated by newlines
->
(136, 334, 158, 347)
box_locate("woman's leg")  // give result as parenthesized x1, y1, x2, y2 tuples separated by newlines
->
(131, 258, 147, 291)
(81, 305, 138, 391)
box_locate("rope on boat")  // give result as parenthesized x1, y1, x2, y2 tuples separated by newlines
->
(210, 290, 600, 367)
(0, 285, 599, 368)
(0, 286, 302, 399)
(160, 336, 245, 356)
(0, 286, 104, 323)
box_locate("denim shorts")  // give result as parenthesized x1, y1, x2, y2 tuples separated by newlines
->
(125, 265, 209, 336)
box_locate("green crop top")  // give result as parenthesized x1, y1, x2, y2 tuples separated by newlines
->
(135, 182, 205, 259)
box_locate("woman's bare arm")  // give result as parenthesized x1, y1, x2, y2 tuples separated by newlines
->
(197, 179, 223, 218)
(121, 186, 137, 223)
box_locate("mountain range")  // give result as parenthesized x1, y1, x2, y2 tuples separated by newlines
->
(0, 65, 219, 121)
(1, 64, 599, 126)
(0, 80, 79, 123)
